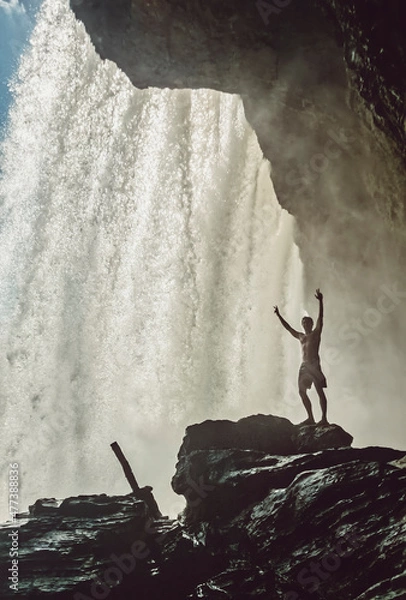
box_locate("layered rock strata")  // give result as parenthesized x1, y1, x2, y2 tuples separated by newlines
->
(1, 414, 405, 599)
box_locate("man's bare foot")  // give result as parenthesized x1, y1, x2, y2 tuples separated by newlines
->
(317, 418, 329, 426)
(301, 417, 316, 425)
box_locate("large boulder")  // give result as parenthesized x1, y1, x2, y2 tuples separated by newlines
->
(177, 414, 353, 458)
(172, 414, 355, 522)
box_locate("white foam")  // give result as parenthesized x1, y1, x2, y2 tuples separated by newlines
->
(0, 0, 304, 519)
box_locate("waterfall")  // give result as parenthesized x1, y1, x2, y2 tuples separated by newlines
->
(0, 0, 304, 520)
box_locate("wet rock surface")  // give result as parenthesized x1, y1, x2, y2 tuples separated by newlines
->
(1, 415, 405, 599)
(319, 0, 406, 152)
(176, 414, 353, 456)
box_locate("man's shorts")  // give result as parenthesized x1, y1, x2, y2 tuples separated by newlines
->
(298, 361, 327, 390)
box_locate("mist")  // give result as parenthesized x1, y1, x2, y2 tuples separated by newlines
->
(249, 49, 406, 450)
(0, 0, 304, 521)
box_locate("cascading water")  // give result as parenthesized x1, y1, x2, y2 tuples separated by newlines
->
(0, 0, 304, 520)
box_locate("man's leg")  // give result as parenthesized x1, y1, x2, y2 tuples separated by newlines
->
(299, 385, 315, 424)
(315, 382, 328, 425)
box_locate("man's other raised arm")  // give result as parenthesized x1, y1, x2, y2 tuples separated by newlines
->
(315, 289, 324, 332)
(274, 306, 301, 339)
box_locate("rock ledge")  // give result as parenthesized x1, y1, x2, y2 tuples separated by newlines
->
(177, 414, 353, 458)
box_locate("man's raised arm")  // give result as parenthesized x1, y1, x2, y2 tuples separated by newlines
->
(315, 288, 324, 332)
(274, 306, 301, 339)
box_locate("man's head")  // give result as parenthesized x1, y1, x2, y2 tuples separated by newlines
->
(301, 316, 313, 333)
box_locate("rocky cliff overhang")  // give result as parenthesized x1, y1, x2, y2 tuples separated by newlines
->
(70, 0, 406, 228)
(2, 415, 405, 599)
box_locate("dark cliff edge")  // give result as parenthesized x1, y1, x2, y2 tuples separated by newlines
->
(1, 414, 405, 599)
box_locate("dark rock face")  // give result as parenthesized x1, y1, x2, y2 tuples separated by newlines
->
(172, 417, 406, 599)
(176, 414, 353, 456)
(319, 0, 406, 152)
(2, 415, 405, 599)
(0, 494, 200, 600)
(294, 420, 353, 452)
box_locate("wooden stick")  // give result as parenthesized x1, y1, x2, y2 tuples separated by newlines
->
(110, 441, 141, 494)
(110, 441, 163, 518)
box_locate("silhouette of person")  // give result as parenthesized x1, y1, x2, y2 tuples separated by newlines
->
(274, 289, 328, 425)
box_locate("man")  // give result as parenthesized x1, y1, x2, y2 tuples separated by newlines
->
(274, 289, 328, 425)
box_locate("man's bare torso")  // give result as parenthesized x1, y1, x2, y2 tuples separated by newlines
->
(299, 329, 321, 363)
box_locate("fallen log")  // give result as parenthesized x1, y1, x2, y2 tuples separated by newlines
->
(110, 441, 162, 519)
(111, 441, 141, 493)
